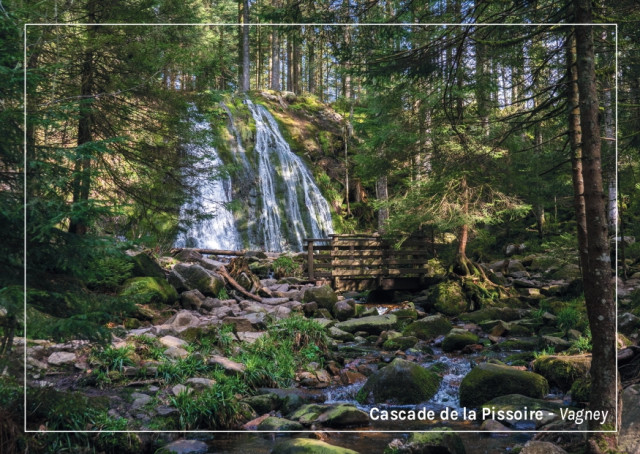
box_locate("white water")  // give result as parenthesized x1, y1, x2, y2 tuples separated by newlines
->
(246, 100, 333, 252)
(175, 106, 243, 250)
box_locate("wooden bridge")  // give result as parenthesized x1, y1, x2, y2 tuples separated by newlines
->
(304, 234, 433, 291)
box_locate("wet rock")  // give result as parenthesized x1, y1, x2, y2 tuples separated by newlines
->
(402, 314, 452, 341)
(382, 336, 418, 351)
(257, 416, 303, 431)
(130, 252, 165, 279)
(395, 428, 466, 454)
(120, 277, 178, 305)
(47, 351, 76, 366)
(339, 370, 367, 385)
(159, 439, 208, 454)
(333, 300, 355, 321)
(520, 441, 567, 454)
(303, 285, 338, 311)
(459, 363, 549, 408)
(334, 314, 398, 335)
(428, 281, 467, 316)
(532, 354, 591, 392)
(357, 358, 441, 405)
(242, 393, 281, 414)
(171, 263, 225, 296)
(185, 377, 216, 391)
(619, 384, 640, 454)
(328, 326, 354, 342)
(441, 329, 479, 352)
(180, 289, 205, 311)
(271, 438, 359, 454)
(208, 355, 246, 373)
(316, 404, 369, 428)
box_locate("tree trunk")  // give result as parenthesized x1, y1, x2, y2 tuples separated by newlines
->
(270, 28, 280, 91)
(376, 174, 389, 232)
(238, 0, 250, 92)
(574, 0, 618, 443)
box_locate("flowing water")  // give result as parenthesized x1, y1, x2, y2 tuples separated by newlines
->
(176, 101, 333, 252)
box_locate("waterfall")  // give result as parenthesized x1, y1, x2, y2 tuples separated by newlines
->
(175, 106, 243, 250)
(246, 100, 333, 252)
(176, 100, 333, 252)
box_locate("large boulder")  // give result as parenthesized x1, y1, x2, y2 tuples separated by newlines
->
(402, 429, 466, 454)
(429, 281, 467, 316)
(169, 263, 225, 296)
(459, 363, 549, 408)
(402, 314, 452, 341)
(120, 276, 178, 305)
(158, 439, 208, 454)
(303, 285, 338, 311)
(619, 383, 640, 454)
(520, 441, 567, 454)
(271, 438, 359, 454)
(316, 404, 369, 428)
(532, 355, 591, 392)
(459, 307, 526, 323)
(334, 314, 398, 335)
(257, 416, 303, 431)
(130, 252, 165, 279)
(441, 329, 479, 352)
(356, 358, 441, 405)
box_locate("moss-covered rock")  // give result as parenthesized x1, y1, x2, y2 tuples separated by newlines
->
(257, 416, 303, 431)
(480, 394, 564, 424)
(356, 358, 441, 405)
(569, 377, 591, 404)
(316, 404, 369, 428)
(303, 285, 338, 311)
(241, 393, 281, 414)
(490, 337, 540, 352)
(271, 438, 359, 454)
(532, 355, 591, 392)
(402, 314, 452, 341)
(334, 314, 398, 334)
(170, 263, 224, 297)
(130, 252, 165, 279)
(441, 329, 479, 352)
(459, 363, 549, 408)
(459, 307, 525, 323)
(289, 404, 327, 425)
(405, 428, 466, 454)
(120, 277, 178, 305)
(429, 281, 468, 316)
(382, 336, 419, 351)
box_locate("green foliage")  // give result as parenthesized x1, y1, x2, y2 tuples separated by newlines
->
(168, 382, 243, 430)
(85, 253, 134, 291)
(272, 255, 300, 278)
(218, 287, 230, 300)
(533, 346, 556, 359)
(90, 345, 135, 375)
(556, 307, 581, 334)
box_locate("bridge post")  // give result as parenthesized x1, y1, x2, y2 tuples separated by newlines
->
(307, 240, 314, 281)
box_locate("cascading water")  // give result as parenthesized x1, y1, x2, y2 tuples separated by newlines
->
(246, 100, 333, 251)
(176, 100, 333, 252)
(175, 106, 243, 250)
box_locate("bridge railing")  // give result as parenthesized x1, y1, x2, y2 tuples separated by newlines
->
(304, 234, 432, 287)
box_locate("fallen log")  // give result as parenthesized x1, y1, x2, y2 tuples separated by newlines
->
(172, 247, 247, 256)
(218, 266, 263, 302)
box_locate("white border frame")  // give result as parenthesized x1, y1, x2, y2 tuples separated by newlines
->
(23, 22, 618, 435)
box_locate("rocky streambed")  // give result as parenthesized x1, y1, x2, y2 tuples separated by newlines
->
(22, 247, 640, 454)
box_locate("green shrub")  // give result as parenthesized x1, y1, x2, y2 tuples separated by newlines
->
(271, 255, 300, 278)
(86, 253, 133, 290)
(556, 307, 581, 334)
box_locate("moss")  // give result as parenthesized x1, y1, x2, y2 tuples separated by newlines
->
(491, 337, 541, 352)
(257, 416, 303, 431)
(402, 314, 453, 340)
(459, 362, 549, 408)
(569, 377, 591, 404)
(407, 428, 466, 454)
(119, 277, 178, 305)
(382, 336, 419, 351)
(430, 281, 468, 316)
(272, 438, 359, 454)
(532, 355, 591, 392)
(290, 404, 327, 425)
(316, 404, 369, 428)
(442, 329, 479, 352)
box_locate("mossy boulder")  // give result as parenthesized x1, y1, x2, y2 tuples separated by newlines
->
(356, 358, 441, 405)
(459, 363, 549, 408)
(241, 393, 281, 414)
(402, 314, 452, 341)
(480, 394, 564, 426)
(490, 337, 541, 352)
(316, 404, 369, 428)
(441, 329, 479, 352)
(420, 258, 448, 285)
(303, 285, 338, 311)
(334, 314, 398, 334)
(170, 263, 224, 297)
(459, 307, 525, 323)
(429, 281, 468, 316)
(290, 404, 327, 425)
(271, 438, 359, 454)
(569, 377, 591, 403)
(130, 252, 165, 279)
(257, 416, 303, 431)
(120, 277, 178, 305)
(382, 336, 419, 351)
(404, 428, 466, 454)
(532, 355, 591, 392)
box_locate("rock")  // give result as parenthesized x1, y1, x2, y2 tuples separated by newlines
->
(459, 307, 526, 323)
(339, 370, 367, 385)
(289, 404, 327, 425)
(303, 302, 318, 316)
(540, 335, 572, 352)
(185, 377, 216, 390)
(173, 249, 204, 263)
(159, 439, 208, 454)
(271, 438, 359, 454)
(162, 310, 200, 334)
(333, 300, 355, 321)
(164, 346, 189, 359)
(491, 337, 540, 352)
(303, 285, 338, 311)
(120, 277, 178, 305)
(208, 355, 246, 373)
(520, 441, 567, 454)
(357, 358, 441, 405)
(47, 351, 76, 366)
(481, 419, 510, 431)
(459, 363, 549, 408)
(382, 336, 418, 351)
(429, 281, 467, 316)
(404, 428, 466, 454)
(223, 316, 257, 332)
(441, 329, 479, 352)
(159, 335, 188, 349)
(130, 392, 152, 410)
(480, 394, 562, 427)
(569, 377, 591, 403)
(619, 312, 640, 337)
(171, 263, 225, 296)
(242, 393, 281, 414)
(334, 314, 398, 334)
(180, 289, 205, 311)
(328, 326, 354, 342)
(532, 355, 591, 392)
(257, 416, 303, 431)
(619, 384, 640, 454)
(130, 252, 165, 279)
(316, 404, 369, 428)
(403, 314, 452, 341)
(171, 384, 192, 396)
